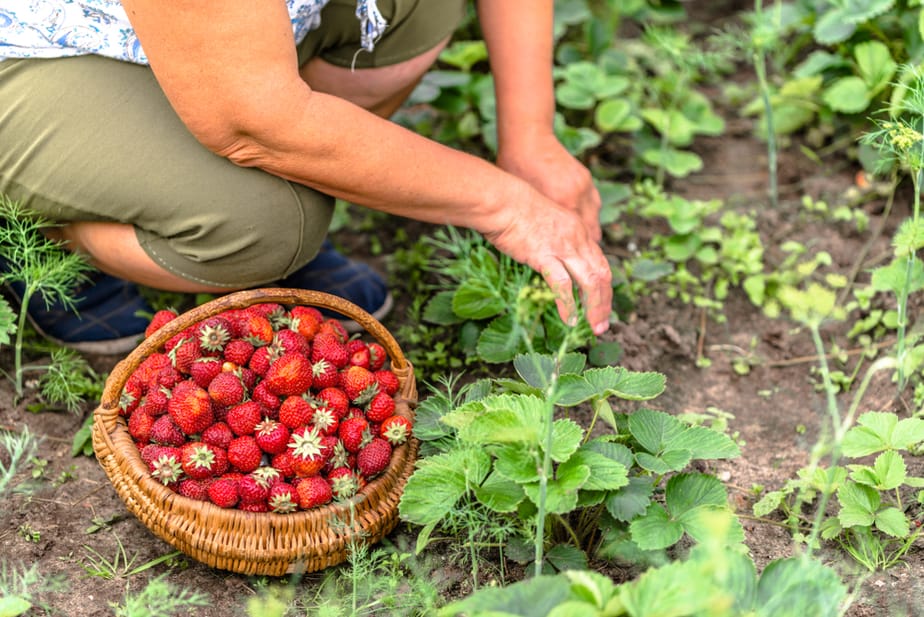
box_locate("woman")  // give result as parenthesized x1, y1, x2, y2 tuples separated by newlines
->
(0, 0, 613, 354)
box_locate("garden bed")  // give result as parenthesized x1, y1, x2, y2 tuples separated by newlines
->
(3, 2, 924, 615)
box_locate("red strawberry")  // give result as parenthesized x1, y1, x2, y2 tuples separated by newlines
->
(311, 332, 349, 369)
(288, 426, 329, 477)
(150, 414, 186, 446)
(238, 473, 270, 505)
(274, 328, 309, 356)
(137, 389, 168, 418)
(145, 308, 179, 338)
(226, 400, 265, 436)
(318, 318, 348, 343)
(367, 342, 387, 371)
(254, 418, 290, 455)
(289, 306, 321, 341)
(338, 416, 370, 454)
(168, 380, 214, 436)
(248, 345, 273, 376)
(181, 441, 227, 479)
(176, 477, 210, 501)
(311, 359, 339, 390)
(128, 409, 154, 443)
(279, 395, 313, 430)
(327, 467, 360, 499)
(357, 438, 392, 479)
(208, 475, 240, 508)
(169, 337, 202, 374)
(268, 482, 299, 513)
(365, 392, 395, 423)
(208, 371, 246, 407)
(310, 402, 339, 436)
(271, 451, 295, 478)
(347, 340, 371, 369)
(228, 436, 263, 473)
(189, 357, 223, 389)
(196, 316, 232, 355)
(252, 380, 281, 411)
(295, 475, 332, 510)
(202, 421, 234, 450)
(340, 366, 378, 405)
(374, 369, 400, 396)
(316, 387, 350, 419)
(264, 352, 313, 396)
(142, 445, 183, 485)
(223, 339, 255, 366)
(239, 501, 270, 513)
(249, 302, 285, 319)
(119, 377, 143, 417)
(134, 352, 172, 384)
(240, 312, 274, 346)
(380, 415, 413, 445)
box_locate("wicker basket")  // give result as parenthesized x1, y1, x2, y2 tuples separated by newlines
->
(91, 288, 418, 576)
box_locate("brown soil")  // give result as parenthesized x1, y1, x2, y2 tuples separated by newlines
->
(3, 11, 924, 617)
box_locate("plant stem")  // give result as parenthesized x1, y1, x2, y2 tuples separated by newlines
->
(896, 167, 921, 390)
(752, 0, 779, 209)
(12, 283, 33, 398)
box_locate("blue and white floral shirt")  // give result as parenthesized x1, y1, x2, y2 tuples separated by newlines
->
(0, 0, 386, 64)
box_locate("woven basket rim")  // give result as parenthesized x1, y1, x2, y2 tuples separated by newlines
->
(91, 288, 419, 574)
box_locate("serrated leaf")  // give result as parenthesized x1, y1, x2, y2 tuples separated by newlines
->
(836, 482, 879, 528)
(871, 257, 924, 296)
(873, 450, 906, 490)
(628, 408, 684, 454)
(512, 352, 586, 389)
(665, 473, 728, 515)
(422, 290, 463, 325)
(494, 444, 540, 483)
(438, 575, 570, 617)
(635, 450, 691, 474)
(756, 556, 847, 617)
(399, 447, 491, 525)
(0, 296, 16, 347)
(642, 108, 697, 146)
(605, 476, 655, 522)
(569, 448, 629, 491)
(554, 374, 598, 406)
(453, 279, 506, 320)
(642, 147, 703, 177)
(476, 313, 523, 363)
(450, 393, 544, 444)
(595, 98, 637, 133)
(475, 471, 525, 513)
(670, 425, 741, 460)
(0, 597, 32, 617)
(523, 459, 590, 514)
(854, 40, 896, 94)
(875, 507, 909, 538)
(544, 544, 589, 574)
(677, 505, 745, 545)
(586, 439, 635, 469)
(822, 76, 870, 114)
(584, 368, 665, 401)
(842, 411, 924, 456)
(753, 490, 784, 518)
(813, 8, 857, 45)
(630, 503, 684, 550)
(549, 419, 584, 462)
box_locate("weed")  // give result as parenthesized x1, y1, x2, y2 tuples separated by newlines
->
(0, 426, 38, 500)
(81, 534, 182, 580)
(0, 560, 67, 616)
(113, 574, 209, 617)
(0, 196, 95, 400)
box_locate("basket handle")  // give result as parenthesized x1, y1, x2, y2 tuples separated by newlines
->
(98, 288, 410, 411)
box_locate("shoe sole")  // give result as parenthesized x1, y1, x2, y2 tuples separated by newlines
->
(339, 292, 394, 334)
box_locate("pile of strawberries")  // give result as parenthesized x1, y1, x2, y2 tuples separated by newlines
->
(119, 302, 413, 513)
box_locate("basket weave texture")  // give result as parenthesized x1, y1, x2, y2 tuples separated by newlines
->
(91, 288, 418, 576)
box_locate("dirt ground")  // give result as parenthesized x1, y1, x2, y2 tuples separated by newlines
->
(4, 12, 924, 617)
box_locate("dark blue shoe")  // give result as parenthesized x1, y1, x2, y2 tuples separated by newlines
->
(4, 269, 153, 355)
(277, 240, 393, 331)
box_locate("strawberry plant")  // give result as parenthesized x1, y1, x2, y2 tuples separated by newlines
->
(400, 350, 741, 576)
(440, 516, 848, 617)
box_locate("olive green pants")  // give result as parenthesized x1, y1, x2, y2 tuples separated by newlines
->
(0, 0, 467, 288)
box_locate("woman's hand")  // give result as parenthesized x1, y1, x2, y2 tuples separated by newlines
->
(482, 182, 613, 335)
(497, 132, 603, 242)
